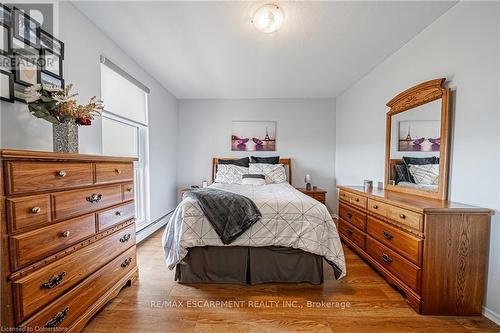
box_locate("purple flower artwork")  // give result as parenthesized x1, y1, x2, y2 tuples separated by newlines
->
(231, 121, 276, 151)
(398, 120, 440, 152)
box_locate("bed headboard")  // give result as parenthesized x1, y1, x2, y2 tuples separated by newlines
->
(212, 158, 292, 184)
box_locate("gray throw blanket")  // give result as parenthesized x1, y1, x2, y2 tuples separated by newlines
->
(185, 188, 262, 244)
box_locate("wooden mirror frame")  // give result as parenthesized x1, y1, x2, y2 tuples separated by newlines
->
(384, 78, 451, 200)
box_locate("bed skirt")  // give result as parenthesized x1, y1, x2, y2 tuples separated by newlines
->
(175, 246, 324, 285)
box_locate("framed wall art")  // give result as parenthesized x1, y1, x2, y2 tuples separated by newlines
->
(41, 71, 64, 88)
(14, 53, 40, 86)
(12, 7, 40, 49)
(231, 121, 277, 152)
(0, 4, 11, 26)
(0, 69, 14, 102)
(41, 48, 62, 78)
(40, 29, 64, 59)
(0, 21, 11, 56)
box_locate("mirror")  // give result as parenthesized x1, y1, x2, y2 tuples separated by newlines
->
(384, 78, 451, 200)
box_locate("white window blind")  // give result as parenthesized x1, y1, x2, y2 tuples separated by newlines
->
(100, 56, 151, 231)
(100, 57, 149, 125)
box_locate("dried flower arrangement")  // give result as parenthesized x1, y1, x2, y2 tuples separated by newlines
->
(25, 84, 104, 126)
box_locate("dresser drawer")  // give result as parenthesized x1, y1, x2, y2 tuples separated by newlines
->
(367, 199, 389, 216)
(367, 216, 422, 265)
(368, 199, 422, 231)
(95, 162, 134, 185)
(10, 215, 96, 270)
(7, 195, 51, 232)
(97, 202, 135, 231)
(339, 190, 366, 209)
(19, 245, 136, 329)
(6, 161, 93, 195)
(13, 224, 136, 323)
(338, 202, 366, 231)
(52, 185, 122, 221)
(366, 236, 420, 291)
(339, 219, 366, 250)
(312, 193, 326, 203)
(122, 182, 135, 202)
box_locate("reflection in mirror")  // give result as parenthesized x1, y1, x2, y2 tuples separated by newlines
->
(388, 99, 441, 193)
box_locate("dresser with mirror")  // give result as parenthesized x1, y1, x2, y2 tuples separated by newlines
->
(337, 78, 493, 315)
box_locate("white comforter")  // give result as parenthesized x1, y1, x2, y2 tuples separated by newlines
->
(162, 182, 346, 279)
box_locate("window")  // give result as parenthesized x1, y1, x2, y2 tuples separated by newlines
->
(100, 56, 151, 231)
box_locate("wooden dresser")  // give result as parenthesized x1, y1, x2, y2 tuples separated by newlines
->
(0, 149, 138, 331)
(337, 185, 492, 315)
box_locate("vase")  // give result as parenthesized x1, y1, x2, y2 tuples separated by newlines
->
(52, 122, 79, 153)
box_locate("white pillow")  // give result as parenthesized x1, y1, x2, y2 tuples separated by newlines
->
(248, 163, 287, 184)
(214, 164, 248, 184)
(408, 164, 439, 185)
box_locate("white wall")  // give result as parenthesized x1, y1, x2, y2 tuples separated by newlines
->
(177, 99, 337, 210)
(0, 2, 178, 222)
(335, 2, 500, 322)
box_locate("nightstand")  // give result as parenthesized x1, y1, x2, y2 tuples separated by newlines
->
(179, 187, 198, 203)
(296, 187, 327, 205)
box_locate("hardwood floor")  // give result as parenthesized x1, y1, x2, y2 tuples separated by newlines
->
(84, 230, 499, 333)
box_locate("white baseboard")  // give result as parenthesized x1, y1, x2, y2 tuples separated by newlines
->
(483, 306, 500, 326)
(136, 211, 173, 243)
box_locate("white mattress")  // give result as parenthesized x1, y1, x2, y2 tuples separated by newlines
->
(162, 182, 346, 279)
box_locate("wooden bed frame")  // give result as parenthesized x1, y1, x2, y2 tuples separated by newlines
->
(212, 158, 292, 184)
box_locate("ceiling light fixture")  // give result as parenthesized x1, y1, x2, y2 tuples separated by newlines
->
(251, 4, 284, 33)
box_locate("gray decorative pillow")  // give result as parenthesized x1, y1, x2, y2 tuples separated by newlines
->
(248, 163, 287, 184)
(214, 165, 248, 184)
(251, 156, 280, 164)
(394, 164, 411, 184)
(408, 164, 439, 185)
(242, 174, 266, 186)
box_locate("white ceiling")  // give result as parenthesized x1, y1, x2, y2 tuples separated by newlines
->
(73, 1, 456, 99)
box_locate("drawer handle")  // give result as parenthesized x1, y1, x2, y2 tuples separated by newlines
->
(40, 271, 66, 289)
(116, 211, 123, 216)
(382, 253, 393, 264)
(372, 205, 378, 209)
(355, 198, 359, 202)
(346, 213, 353, 219)
(31, 206, 42, 214)
(126, 187, 133, 192)
(120, 233, 131, 243)
(383, 231, 393, 240)
(399, 214, 406, 219)
(61, 230, 71, 238)
(45, 307, 69, 328)
(345, 229, 353, 236)
(121, 257, 133, 267)
(115, 168, 122, 174)
(86, 193, 103, 203)
(57, 170, 67, 177)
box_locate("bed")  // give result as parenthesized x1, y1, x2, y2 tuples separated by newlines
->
(162, 158, 346, 284)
